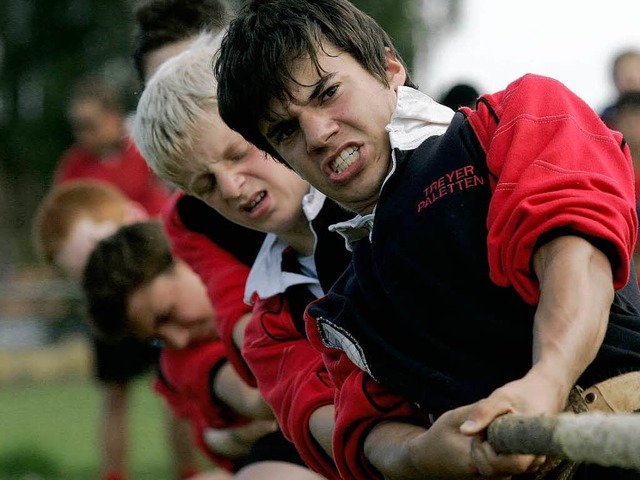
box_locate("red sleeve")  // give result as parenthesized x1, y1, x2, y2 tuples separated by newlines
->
(467, 74, 637, 303)
(305, 309, 427, 480)
(161, 192, 256, 386)
(54, 140, 170, 215)
(153, 375, 192, 419)
(334, 369, 428, 480)
(152, 373, 242, 472)
(159, 342, 250, 430)
(243, 294, 340, 479)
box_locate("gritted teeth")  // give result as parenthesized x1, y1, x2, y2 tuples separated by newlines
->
(243, 191, 266, 212)
(330, 146, 360, 174)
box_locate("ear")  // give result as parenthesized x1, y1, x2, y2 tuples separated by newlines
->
(384, 47, 407, 91)
(123, 201, 149, 224)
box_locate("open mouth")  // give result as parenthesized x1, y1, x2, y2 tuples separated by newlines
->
(242, 191, 266, 212)
(330, 146, 360, 174)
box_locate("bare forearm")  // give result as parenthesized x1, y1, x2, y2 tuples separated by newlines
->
(364, 421, 425, 479)
(309, 404, 335, 459)
(232, 313, 251, 351)
(532, 236, 613, 394)
(205, 420, 276, 459)
(214, 363, 274, 420)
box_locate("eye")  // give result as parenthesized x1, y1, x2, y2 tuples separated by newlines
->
(155, 310, 171, 327)
(321, 85, 339, 101)
(230, 141, 251, 161)
(154, 305, 176, 330)
(273, 121, 298, 144)
(192, 173, 217, 197)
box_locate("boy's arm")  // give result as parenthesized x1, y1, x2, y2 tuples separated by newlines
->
(461, 235, 613, 476)
(326, 351, 428, 480)
(364, 408, 475, 479)
(160, 342, 251, 429)
(203, 420, 278, 459)
(242, 294, 339, 478)
(334, 369, 420, 479)
(152, 365, 245, 473)
(308, 404, 335, 459)
(469, 74, 636, 304)
(212, 362, 274, 420)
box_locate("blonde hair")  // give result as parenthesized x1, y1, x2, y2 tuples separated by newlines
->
(132, 31, 223, 190)
(32, 180, 129, 265)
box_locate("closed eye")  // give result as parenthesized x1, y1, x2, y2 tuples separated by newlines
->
(191, 173, 216, 197)
(155, 312, 170, 327)
(154, 305, 176, 330)
(229, 142, 251, 161)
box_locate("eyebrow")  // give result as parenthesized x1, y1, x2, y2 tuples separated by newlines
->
(307, 72, 335, 103)
(265, 73, 336, 139)
(222, 138, 248, 159)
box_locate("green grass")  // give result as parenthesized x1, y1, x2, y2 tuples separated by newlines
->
(0, 374, 180, 480)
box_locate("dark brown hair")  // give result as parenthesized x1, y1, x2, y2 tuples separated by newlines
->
(82, 220, 173, 340)
(215, 0, 415, 164)
(132, 0, 233, 83)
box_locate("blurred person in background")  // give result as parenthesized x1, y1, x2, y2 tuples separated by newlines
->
(32, 180, 205, 480)
(54, 74, 171, 214)
(614, 91, 640, 283)
(48, 72, 178, 480)
(438, 82, 480, 110)
(615, 91, 640, 172)
(132, 0, 233, 85)
(32, 1, 234, 479)
(600, 49, 640, 128)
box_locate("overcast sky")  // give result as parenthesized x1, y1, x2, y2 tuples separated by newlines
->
(415, 0, 640, 112)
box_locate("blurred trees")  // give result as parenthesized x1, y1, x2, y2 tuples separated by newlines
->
(352, 0, 424, 73)
(0, 0, 138, 182)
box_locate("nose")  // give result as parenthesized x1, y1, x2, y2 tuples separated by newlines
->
(300, 111, 337, 154)
(216, 170, 244, 200)
(159, 325, 192, 350)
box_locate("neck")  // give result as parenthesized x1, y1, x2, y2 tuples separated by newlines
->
(278, 221, 314, 257)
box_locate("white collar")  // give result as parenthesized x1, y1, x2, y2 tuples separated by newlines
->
(386, 86, 455, 150)
(302, 186, 325, 221)
(244, 188, 325, 303)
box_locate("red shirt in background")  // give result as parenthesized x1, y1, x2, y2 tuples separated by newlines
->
(54, 137, 170, 215)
